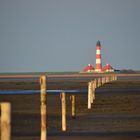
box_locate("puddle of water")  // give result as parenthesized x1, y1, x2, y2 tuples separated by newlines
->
(0, 89, 87, 95)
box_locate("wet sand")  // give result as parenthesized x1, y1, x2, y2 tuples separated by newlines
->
(0, 75, 140, 140)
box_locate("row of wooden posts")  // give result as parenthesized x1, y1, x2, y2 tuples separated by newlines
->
(87, 75, 117, 109)
(0, 75, 117, 140)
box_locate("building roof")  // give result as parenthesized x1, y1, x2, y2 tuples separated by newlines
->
(83, 64, 94, 72)
(102, 63, 114, 71)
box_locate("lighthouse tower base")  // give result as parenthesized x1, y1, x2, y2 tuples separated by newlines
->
(95, 69, 102, 73)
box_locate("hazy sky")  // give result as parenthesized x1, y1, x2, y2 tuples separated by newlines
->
(0, 0, 140, 72)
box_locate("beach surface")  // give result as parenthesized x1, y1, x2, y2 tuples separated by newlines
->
(0, 74, 140, 140)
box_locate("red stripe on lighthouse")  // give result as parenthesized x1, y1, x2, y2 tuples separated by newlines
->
(96, 54, 101, 59)
(96, 46, 101, 50)
(96, 63, 102, 68)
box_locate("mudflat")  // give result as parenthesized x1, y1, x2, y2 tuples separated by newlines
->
(0, 75, 140, 140)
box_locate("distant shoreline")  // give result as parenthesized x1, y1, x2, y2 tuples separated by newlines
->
(0, 73, 140, 78)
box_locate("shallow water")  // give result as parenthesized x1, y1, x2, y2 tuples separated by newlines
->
(0, 89, 87, 95)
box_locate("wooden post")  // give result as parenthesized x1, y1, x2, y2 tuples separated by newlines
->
(101, 77, 103, 85)
(108, 76, 110, 82)
(40, 75, 47, 140)
(99, 78, 101, 86)
(93, 81, 96, 100)
(110, 76, 112, 81)
(70, 95, 76, 119)
(88, 81, 92, 109)
(107, 76, 109, 82)
(100, 78, 102, 86)
(97, 78, 99, 87)
(1, 102, 11, 140)
(60, 92, 66, 131)
(98, 78, 100, 87)
(105, 77, 106, 83)
(98, 78, 101, 87)
(114, 75, 116, 81)
(91, 80, 96, 103)
(112, 75, 114, 81)
(103, 77, 105, 84)
(106, 77, 107, 83)
(91, 81, 94, 104)
(110, 76, 111, 82)
(94, 79, 97, 88)
(96, 79, 98, 87)
(0, 103, 1, 140)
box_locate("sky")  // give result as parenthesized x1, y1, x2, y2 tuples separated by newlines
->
(0, 0, 140, 72)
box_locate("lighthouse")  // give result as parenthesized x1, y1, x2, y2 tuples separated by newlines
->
(81, 40, 115, 73)
(95, 40, 102, 72)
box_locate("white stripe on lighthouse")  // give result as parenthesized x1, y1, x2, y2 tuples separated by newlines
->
(96, 50, 101, 55)
(96, 59, 101, 63)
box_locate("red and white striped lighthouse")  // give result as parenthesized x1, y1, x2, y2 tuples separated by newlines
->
(95, 40, 102, 72)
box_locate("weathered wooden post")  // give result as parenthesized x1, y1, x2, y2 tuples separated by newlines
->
(113, 75, 115, 81)
(0, 104, 1, 140)
(98, 78, 101, 87)
(91, 80, 96, 103)
(110, 76, 112, 81)
(88, 81, 92, 109)
(70, 95, 76, 119)
(106, 76, 108, 83)
(94, 79, 97, 89)
(113, 75, 114, 81)
(40, 75, 47, 140)
(101, 77, 103, 86)
(60, 92, 66, 131)
(99, 78, 101, 86)
(1, 102, 11, 140)
(107, 76, 109, 82)
(101, 77, 104, 85)
(97, 78, 99, 87)
(90, 81, 94, 104)
(107, 76, 109, 83)
(104, 77, 106, 83)
(115, 76, 117, 81)
(103, 77, 105, 84)
(93, 81, 96, 100)
(96, 78, 99, 87)
(101, 77, 103, 85)
(112, 75, 114, 81)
